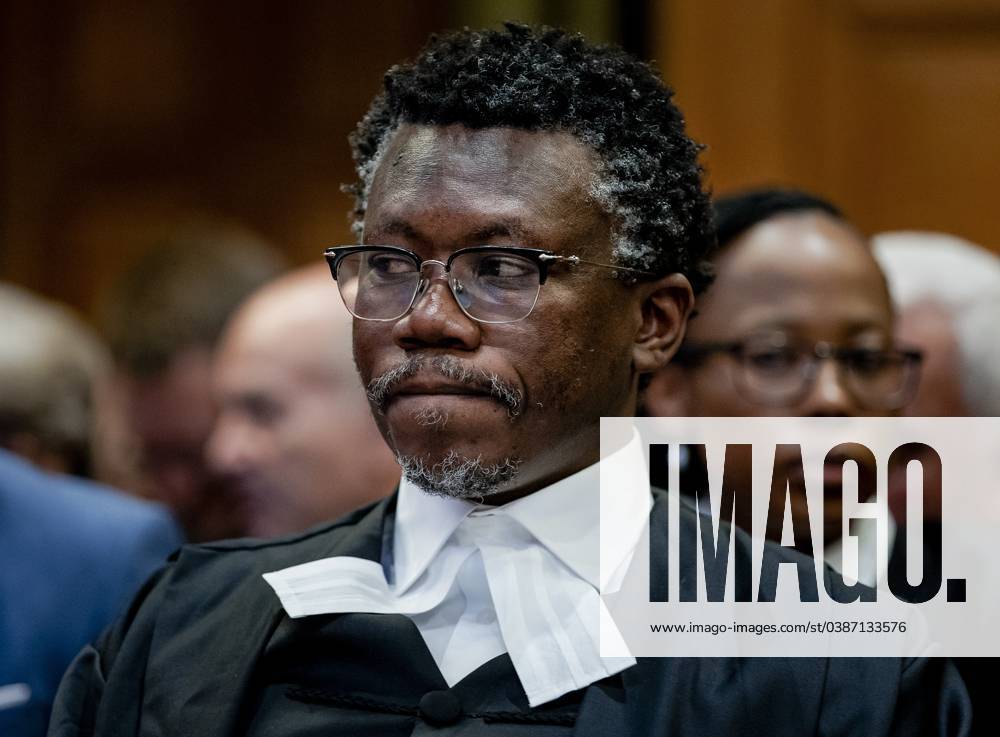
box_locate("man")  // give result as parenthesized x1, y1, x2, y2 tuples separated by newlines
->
(643, 189, 922, 568)
(643, 188, 989, 732)
(873, 231, 1000, 417)
(872, 232, 1000, 734)
(50, 27, 967, 736)
(0, 283, 110, 478)
(100, 220, 284, 540)
(0, 450, 181, 737)
(207, 264, 399, 537)
(868, 232, 1000, 577)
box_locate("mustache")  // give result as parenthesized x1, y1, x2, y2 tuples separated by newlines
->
(367, 355, 524, 417)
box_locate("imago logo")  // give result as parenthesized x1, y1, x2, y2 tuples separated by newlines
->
(647, 441, 965, 604)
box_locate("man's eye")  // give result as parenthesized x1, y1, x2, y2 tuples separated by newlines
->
(475, 255, 535, 280)
(366, 254, 414, 275)
(239, 396, 284, 425)
(746, 349, 799, 373)
(848, 350, 895, 374)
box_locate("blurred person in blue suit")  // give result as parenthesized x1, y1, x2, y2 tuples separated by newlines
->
(0, 449, 182, 737)
(0, 279, 182, 736)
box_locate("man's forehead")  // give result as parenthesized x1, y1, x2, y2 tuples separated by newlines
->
(370, 216, 540, 250)
(702, 268, 891, 325)
(365, 123, 608, 251)
(369, 124, 597, 204)
(686, 213, 894, 338)
(380, 123, 595, 170)
(711, 214, 883, 292)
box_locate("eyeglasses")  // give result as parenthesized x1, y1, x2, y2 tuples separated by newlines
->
(676, 335, 923, 411)
(323, 245, 655, 324)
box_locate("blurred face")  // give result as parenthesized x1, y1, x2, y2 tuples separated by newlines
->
(645, 211, 896, 542)
(669, 212, 895, 417)
(207, 288, 399, 536)
(119, 346, 241, 541)
(353, 124, 688, 501)
(895, 299, 968, 416)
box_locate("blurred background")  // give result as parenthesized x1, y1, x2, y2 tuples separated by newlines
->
(2, 0, 999, 315)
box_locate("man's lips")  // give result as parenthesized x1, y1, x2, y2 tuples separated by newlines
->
(367, 356, 524, 416)
(389, 380, 493, 401)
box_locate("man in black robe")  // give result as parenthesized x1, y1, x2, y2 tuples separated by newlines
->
(49, 24, 970, 737)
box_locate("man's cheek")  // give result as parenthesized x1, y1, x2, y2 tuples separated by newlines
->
(369, 410, 392, 442)
(351, 338, 381, 386)
(528, 351, 589, 413)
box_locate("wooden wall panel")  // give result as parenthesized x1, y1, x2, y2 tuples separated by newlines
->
(655, 0, 1000, 251)
(849, 0, 1000, 23)
(0, 0, 448, 316)
(5, 0, 998, 315)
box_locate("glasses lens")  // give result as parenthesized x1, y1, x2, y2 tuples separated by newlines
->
(844, 350, 918, 410)
(737, 338, 812, 405)
(337, 250, 420, 320)
(449, 251, 541, 323)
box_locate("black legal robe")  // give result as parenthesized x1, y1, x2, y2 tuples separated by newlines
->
(48, 491, 971, 737)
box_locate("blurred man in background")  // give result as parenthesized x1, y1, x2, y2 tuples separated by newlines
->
(643, 189, 1000, 734)
(0, 283, 110, 478)
(643, 189, 921, 579)
(874, 231, 1000, 735)
(101, 220, 284, 541)
(868, 232, 1000, 566)
(874, 231, 1000, 417)
(207, 264, 399, 537)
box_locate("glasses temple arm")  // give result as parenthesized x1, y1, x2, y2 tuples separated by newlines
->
(537, 253, 657, 277)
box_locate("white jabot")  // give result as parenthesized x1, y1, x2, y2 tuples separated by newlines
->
(263, 431, 650, 707)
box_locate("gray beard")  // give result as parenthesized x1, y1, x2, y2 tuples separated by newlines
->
(397, 450, 522, 500)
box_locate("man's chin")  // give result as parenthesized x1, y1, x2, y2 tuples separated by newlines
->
(395, 449, 522, 500)
(382, 398, 526, 498)
(385, 410, 515, 460)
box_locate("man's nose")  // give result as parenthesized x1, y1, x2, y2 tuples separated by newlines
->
(392, 269, 481, 352)
(799, 359, 857, 417)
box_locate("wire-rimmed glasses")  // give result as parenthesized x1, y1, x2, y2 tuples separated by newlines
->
(324, 244, 655, 324)
(676, 335, 923, 411)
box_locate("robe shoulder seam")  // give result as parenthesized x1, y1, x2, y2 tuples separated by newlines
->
(181, 496, 395, 554)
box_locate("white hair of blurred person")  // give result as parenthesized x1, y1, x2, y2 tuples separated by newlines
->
(0, 283, 110, 477)
(954, 294, 1000, 415)
(873, 232, 1000, 416)
(207, 264, 400, 537)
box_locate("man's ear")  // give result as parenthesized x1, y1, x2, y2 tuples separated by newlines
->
(632, 273, 694, 374)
